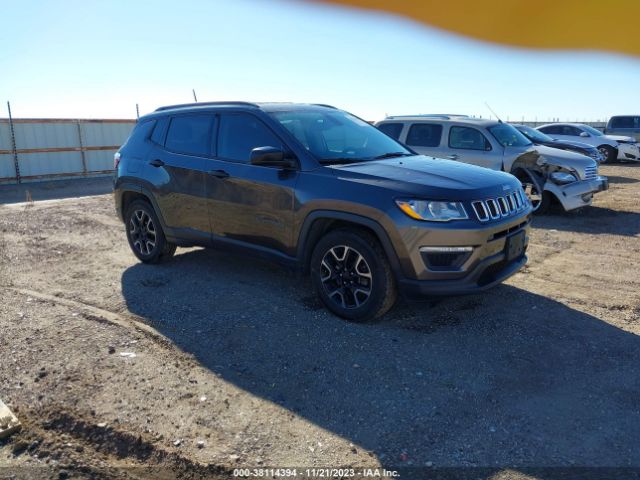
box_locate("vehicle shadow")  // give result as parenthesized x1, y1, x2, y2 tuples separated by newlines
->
(121, 249, 640, 475)
(533, 206, 640, 236)
(606, 175, 640, 184)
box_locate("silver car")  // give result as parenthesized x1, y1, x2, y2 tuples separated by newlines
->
(376, 115, 608, 214)
(537, 122, 639, 163)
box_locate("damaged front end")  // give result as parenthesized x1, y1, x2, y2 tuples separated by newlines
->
(506, 146, 608, 213)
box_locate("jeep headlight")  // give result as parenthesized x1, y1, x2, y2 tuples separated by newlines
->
(549, 171, 578, 185)
(395, 199, 468, 222)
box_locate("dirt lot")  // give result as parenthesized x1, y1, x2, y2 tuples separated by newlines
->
(1, 164, 639, 479)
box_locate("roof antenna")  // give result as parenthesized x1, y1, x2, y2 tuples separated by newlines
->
(485, 102, 503, 123)
(192, 89, 198, 102)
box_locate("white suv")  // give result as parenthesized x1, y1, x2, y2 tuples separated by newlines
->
(536, 123, 639, 163)
(376, 115, 608, 214)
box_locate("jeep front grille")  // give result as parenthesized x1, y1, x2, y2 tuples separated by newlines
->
(472, 189, 528, 222)
(584, 165, 598, 180)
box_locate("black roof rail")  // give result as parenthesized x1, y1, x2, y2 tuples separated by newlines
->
(155, 101, 259, 112)
(312, 103, 337, 109)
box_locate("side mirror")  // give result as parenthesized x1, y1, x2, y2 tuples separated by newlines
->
(250, 146, 296, 169)
(579, 132, 589, 137)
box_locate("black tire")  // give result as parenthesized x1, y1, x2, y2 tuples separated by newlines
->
(310, 228, 397, 322)
(598, 145, 616, 164)
(535, 191, 553, 215)
(125, 199, 176, 263)
(514, 169, 551, 215)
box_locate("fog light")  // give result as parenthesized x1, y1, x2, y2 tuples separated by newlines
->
(419, 246, 473, 271)
(581, 193, 593, 202)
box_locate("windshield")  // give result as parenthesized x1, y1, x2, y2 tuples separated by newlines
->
(269, 110, 412, 163)
(516, 125, 553, 143)
(488, 123, 533, 147)
(580, 124, 604, 137)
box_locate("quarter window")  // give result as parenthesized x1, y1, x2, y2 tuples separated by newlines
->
(218, 113, 283, 163)
(449, 126, 491, 151)
(165, 115, 213, 156)
(378, 123, 404, 140)
(406, 124, 443, 147)
(539, 125, 561, 135)
(150, 117, 168, 145)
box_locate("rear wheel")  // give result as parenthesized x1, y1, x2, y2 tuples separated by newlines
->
(598, 145, 616, 163)
(125, 199, 176, 263)
(310, 228, 397, 322)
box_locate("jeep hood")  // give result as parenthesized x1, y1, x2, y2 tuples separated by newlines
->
(327, 156, 521, 200)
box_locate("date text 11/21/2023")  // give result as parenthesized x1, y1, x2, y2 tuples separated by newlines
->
(232, 468, 400, 478)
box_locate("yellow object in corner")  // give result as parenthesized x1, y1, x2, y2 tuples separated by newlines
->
(319, 0, 640, 57)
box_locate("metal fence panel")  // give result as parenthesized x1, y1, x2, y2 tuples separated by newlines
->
(18, 151, 84, 178)
(0, 118, 135, 184)
(0, 154, 17, 180)
(85, 150, 117, 172)
(13, 122, 78, 150)
(0, 124, 12, 151)
(80, 121, 134, 147)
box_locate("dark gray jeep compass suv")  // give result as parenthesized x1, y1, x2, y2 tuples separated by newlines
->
(114, 102, 532, 321)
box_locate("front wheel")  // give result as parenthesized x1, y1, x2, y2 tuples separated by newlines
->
(598, 145, 616, 164)
(125, 199, 176, 263)
(310, 229, 397, 322)
(515, 169, 551, 215)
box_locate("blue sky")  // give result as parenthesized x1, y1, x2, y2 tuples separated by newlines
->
(1, 0, 639, 121)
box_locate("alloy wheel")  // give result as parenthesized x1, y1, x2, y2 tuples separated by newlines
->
(129, 209, 157, 256)
(598, 146, 610, 162)
(320, 245, 373, 309)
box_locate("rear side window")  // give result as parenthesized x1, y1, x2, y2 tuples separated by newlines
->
(150, 117, 168, 145)
(406, 123, 443, 147)
(611, 116, 639, 129)
(539, 125, 560, 135)
(449, 126, 491, 151)
(165, 115, 213, 156)
(121, 120, 155, 151)
(217, 113, 283, 163)
(378, 123, 404, 140)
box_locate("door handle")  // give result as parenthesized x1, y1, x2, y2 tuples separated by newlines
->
(208, 169, 230, 179)
(149, 159, 165, 167)
(447, 154, 459, 160)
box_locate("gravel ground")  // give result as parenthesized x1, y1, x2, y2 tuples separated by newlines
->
(0, 164, 639, 479)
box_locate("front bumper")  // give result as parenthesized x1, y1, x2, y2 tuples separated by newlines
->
(399, 253, 527, 298)
(544, 175, 609, 211)
(391, 212, 531, 298)
(617, 143, 640, 161)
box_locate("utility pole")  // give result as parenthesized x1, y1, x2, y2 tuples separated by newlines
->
(6, 101, 20, 184)
(192, 89, 198, 102)
(135, 103, 140, 120)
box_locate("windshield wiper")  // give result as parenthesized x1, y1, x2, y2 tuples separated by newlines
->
(371, 152, 413, 160)
(318, 158, 367, 165)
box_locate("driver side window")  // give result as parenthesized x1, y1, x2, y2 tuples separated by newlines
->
(217, 113, 284, 163)
(449, 126, 491, 151)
